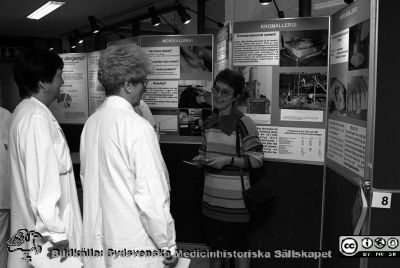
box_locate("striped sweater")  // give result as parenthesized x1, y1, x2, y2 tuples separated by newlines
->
(200, 109, 263, 223)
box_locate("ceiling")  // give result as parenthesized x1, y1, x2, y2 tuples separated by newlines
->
(0, 0, 177, 38)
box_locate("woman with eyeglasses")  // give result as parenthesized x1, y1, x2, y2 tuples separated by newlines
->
(192, 69, 264, 268)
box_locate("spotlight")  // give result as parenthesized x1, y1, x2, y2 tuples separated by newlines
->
(175, 4, 191, 24)
(68, 36, 77, 49)
(344, 0, 354, 4)
(149, 7, 161, 27)
(185, 6, 224, 28)
(73, 30, 84, 44)
(88, 15, 100, 34)
(259, 0, 272, 5)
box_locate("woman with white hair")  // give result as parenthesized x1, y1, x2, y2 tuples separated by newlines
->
(80, 43, 178, 268)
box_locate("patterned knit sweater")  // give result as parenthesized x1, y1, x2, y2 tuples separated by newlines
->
(200, 108, 263, 223)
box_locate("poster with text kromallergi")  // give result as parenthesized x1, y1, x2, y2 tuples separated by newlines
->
(140, 34, 213, 141)
(49, 53, 89, 124)
(327, 0, 371, 181)
(231, 17, 329, 164)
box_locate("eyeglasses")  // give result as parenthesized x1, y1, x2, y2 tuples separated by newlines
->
(212, 86, 233, 98)
(142, 79, 149, 90)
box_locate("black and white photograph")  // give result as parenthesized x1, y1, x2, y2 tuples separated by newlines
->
(280, 30, 328, 67)
(279, 72, 327, 110)
(348, 20, 370, 70)
(178, 108, 211, 136)
(328, 77, 347, 116)
(234, 66, 272, 114)
(180, 46, 212, 74)
(346, 75, 368, 121)
(178, 83, 212, 109)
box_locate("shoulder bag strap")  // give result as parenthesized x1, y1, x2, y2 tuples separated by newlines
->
(236, 123, 246, 192)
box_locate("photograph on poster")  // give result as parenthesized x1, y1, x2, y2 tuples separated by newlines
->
(153, 114, 178, 133)
(346, 75, 368, 121)
(280, 30, 328, 67)
(349, 19, 370, 70)
(56, 93, 72, 108)
(178, 108, 211, 136)
(233, 66, 272, 114)
(180, 46, 212, 73)
(178, 81, 212, 109)
(328, 77, 347, 116)
(279, 72, 327, 110)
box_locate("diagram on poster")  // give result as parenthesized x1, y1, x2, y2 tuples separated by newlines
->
(153, 114, 178, 133)
(279, 72, 326, 122)
(49, 53, 88, 123)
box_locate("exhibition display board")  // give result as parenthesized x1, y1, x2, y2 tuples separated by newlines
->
(49, 53, 89, 124)
(140, 34, 213, 142)
(222, 17, 329, 164)
(54, 34, 213, 144)
(326, 1, 372, 183)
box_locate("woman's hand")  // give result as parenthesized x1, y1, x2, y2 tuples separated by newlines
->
(206, 156, 231, 169)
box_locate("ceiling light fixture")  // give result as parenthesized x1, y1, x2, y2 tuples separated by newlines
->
(68, 36, 77, 49)
(73, 30, 84, 44)
(175, 4, 191, 24)
(27, 1, 65, 20)
(88, 16, 101, 34)
(184, 6, 224, 28)
(149, 7, 161, 27)
(259, 0, 272, 5)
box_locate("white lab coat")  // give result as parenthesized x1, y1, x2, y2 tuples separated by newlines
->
(7, 97, 82, 268)
(80, 96, 176, 268)
(0, 107, 11, 268)
(0, 107, 11, 209)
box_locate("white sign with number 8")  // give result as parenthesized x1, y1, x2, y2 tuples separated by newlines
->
(371, 191, 392, 209)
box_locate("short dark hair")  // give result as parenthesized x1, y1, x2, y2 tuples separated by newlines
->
(13, 48, 64, 98)
(214, 69, 245, 97)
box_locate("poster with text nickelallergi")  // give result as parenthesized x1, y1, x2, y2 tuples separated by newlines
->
(140, 34, 213, 141)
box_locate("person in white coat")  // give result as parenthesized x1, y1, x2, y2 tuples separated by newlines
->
(0, 106, 11, 268)
(80, 43, 178, 268)
(7, 48, 82, 268)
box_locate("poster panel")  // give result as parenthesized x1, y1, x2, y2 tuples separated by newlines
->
(327, 0, 371, 180)
(140, 35, 213, 139)
(215, 23, 231, 75)
(232, 17, 329, 163)
(49, 53, 88, 124)
(87, 51, 104, 115)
